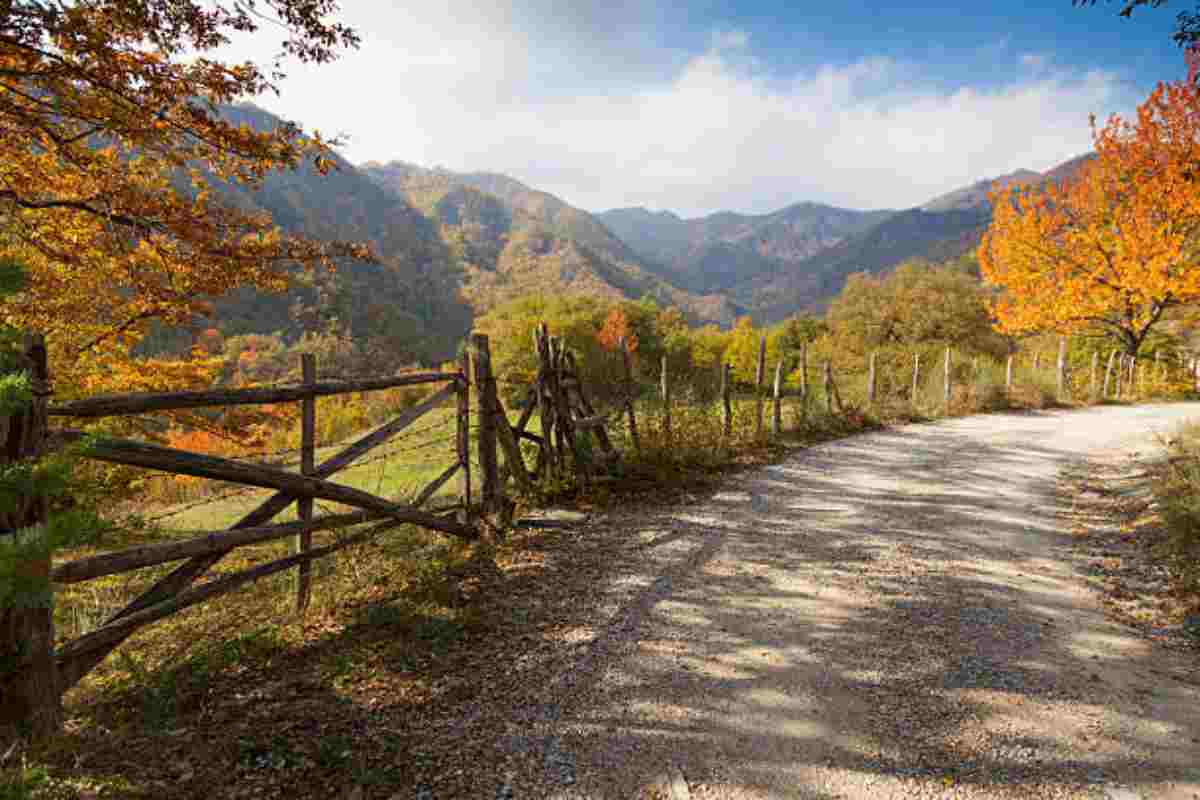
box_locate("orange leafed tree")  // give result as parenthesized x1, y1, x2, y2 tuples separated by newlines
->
(978, 79, 1200, 356)
(0, 1, 368, 394)
(597, 306, 638, 354)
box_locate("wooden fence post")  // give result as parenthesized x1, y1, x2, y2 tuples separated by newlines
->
(913, 352, 921, 405)
(943, 346, 952, 413)
(1115, 354, 1125, 400)
(472, 334, 499, 516)
(534, 325, 558, 474)
(1056, 337, 1068, 400)
(1005, 353, 1013, 396)
(721, 363, 733, 437)
(293, 353, 316, 614)
(0, 333, 60, 739)
(867, 351, 877, 405)
(1034, 351, 1042, 372)
(772, 361, 783, 437)
(1102, 350, 1116, 399)
(660, 355, 671, 445)
(1089, 351, 1099, 401)
(823, 360, 834, 413)
(755, 335, 766, 438)
(457, 348, 472, 519)
(619, 336, 640, 454)
(797, 344, 808, 423)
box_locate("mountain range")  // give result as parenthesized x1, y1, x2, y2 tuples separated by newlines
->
(186, 104, 1092, 362)
(596, 157, 1088, 322)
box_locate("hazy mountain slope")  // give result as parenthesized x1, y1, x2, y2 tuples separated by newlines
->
(596, 153, 1095, 323)
(920, 168, 1042, 212)
(742, 207, 992, 321)
(598, 202, 894, 297)
(171, 106, 475, 364)
(362, 160, 739, 325)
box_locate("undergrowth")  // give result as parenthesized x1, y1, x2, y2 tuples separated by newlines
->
(1153, 420, 1200, 593)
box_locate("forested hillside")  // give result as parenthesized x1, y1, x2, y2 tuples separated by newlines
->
(143, 105, 474, 368)
(361, 161, 740, 326)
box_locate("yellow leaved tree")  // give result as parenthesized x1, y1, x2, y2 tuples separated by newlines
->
(0, 0, 367, 395)
(978, 78, 1200, 357)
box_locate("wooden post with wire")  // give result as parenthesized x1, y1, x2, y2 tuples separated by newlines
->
(913, 352, 922, 406)
(293, 353, 316, 613)
(867, 351, 877, 405)
(1090, 350, 1100, 401)
(943, 346, 952, 413)
(457, 347, 472, 520)
(1056, 336, 1068, 401)
(772, 361, 783, 437)
(755, 335, 766, 438)
(620, 336, 640, 454)
(797, 343, 808, 423)
(721, 363, 733, 437)
(1103, 350, 1117, 399)
(661, 355, 671, 445)
(823, 360, 834, 413)
(472, 334, 499, 518)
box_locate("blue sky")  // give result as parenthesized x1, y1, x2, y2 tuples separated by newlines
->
(227, 1, 1188, 216)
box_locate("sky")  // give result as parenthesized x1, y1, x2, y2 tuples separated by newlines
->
(222, 1, 1186, 217)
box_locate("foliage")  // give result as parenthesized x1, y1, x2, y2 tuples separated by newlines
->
(1076, 0, 1200, 56)
(0, 0, 367, 394)
(824, 259, 1009, 358)
(979, 78, 1200, 355)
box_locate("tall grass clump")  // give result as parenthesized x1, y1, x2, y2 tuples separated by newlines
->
(1153, 420, 1200, 593)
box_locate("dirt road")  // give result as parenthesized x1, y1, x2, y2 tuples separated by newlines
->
(503, 404, 1200, 800)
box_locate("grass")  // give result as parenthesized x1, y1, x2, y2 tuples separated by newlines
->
(1152, 420, 1200, 594)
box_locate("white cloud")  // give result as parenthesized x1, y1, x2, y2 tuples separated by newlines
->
(229, 10, 1135, 217)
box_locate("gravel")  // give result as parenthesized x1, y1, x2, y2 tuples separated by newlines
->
(494, 403, 1200, 799)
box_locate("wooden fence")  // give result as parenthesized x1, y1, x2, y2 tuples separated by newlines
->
(3, 325, 1195, 738)
(1, 333, 555, 738)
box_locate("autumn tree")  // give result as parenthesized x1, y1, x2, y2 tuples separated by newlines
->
(597, 307, 638, 355)
(978, 79, 1200, 357)
(0, 1, 366, 394)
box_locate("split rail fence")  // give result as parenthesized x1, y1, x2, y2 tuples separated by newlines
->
(4, 324, 1198, 738)
(1, 332, 586, 738)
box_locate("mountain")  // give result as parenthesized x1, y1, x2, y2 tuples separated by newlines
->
(361, 161, 738, 325)
(155, 105, 474, 366)
(746, 207, 992, 320)
(919, 169, 1042, 212)
(598, 153, 1095, 322)
(597, 202, 893, 297)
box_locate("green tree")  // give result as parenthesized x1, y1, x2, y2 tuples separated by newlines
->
(826, 259, 1008, 358)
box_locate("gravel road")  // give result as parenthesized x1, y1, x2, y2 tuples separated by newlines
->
(500, 404, 1200, 800)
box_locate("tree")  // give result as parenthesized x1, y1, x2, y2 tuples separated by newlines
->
(597, 307, 637, 355)
(825, 259, 1007, 357)
(978, 79, 1200, 356)
(1075, 0, 1200, 56)
(0, 1, 366, 393)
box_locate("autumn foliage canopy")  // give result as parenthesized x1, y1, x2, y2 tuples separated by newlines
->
(979, 77, 1200, 354)
(0, 1, 365, 393)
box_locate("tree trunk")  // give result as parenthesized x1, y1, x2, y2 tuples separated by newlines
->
(0, 334, 60, 740)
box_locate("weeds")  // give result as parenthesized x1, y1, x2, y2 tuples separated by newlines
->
(1153, 421, 1200, 594)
